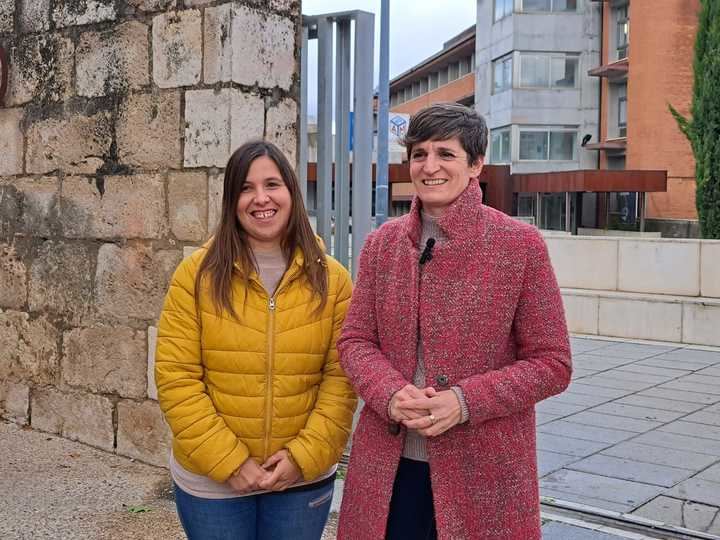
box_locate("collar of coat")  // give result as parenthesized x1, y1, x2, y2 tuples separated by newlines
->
(404, 179, 485, 246)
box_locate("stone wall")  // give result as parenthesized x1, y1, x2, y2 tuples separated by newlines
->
(0, 0, 300, 467)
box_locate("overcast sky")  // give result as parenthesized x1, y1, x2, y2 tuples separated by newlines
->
(302, 0, 477, 118)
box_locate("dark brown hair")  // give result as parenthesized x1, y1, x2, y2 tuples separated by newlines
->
(403, 102, 488, 165)
(195, 140, 327, 319)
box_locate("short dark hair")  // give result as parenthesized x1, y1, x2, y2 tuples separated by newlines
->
(403, 103, 488, 165)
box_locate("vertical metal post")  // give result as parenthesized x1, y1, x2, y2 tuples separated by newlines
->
(316, 17, 333, 247)
(298, 25, 309, 205)
(639, 192, 645, 232)
(565, 192, 571, 233)
(375, 0, 390, 227)
(351, 12, 375, 277)
(535, 192, 542, 228)
(334, 21, 352, 266)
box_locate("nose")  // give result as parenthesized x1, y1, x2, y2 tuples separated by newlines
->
(422, 152, 440, 174)
(254, 187, 270, 204)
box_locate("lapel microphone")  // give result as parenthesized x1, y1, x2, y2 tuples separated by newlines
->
(419, 238, 436, 265)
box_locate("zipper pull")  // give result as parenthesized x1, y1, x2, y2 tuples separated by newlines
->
(269, 297, 276, 310)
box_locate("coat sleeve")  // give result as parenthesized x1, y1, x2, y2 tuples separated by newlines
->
(337, 231, 410, 419)
(457, 230, 572, 424)
(285, 267, 359, 481)
(155, 256, 250, 483)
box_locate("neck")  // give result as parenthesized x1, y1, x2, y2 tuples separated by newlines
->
(249, 239, 283, 254)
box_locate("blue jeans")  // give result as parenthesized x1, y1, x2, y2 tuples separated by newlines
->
(173, 481, 334, 540)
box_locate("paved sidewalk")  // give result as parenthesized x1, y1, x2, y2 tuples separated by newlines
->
(538, 337, 720, 537)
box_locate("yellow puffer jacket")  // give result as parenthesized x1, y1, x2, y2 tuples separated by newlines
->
(155, 245, 357, 484)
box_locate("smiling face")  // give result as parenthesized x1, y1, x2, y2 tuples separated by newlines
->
(236, 155, 292, 251)
(408, 137, 484, 217)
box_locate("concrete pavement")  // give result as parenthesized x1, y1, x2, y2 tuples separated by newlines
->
(538, 336, 720, 538)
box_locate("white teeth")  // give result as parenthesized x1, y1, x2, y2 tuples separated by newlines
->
(423, 179, 447, 186)
(252, 210, 276, 219)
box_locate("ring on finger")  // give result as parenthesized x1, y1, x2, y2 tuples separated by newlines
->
(428, 414, 436, 425)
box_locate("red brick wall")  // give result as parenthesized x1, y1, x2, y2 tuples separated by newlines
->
(390, 73, 474, 116)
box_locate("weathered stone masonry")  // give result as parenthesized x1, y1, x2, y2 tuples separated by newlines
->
(0, 0, 300, 467)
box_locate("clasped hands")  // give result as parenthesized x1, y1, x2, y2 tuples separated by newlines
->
(227, 449, 302, 494)
(389, 384, 462, 437)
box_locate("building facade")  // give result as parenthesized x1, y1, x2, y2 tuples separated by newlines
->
(587, 0, 700, 237)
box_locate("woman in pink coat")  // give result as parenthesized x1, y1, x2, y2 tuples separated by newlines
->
(337, 103, 572, 540)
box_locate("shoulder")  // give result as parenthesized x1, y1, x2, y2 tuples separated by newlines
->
(482, 205, 546, 249)
(170, 245, 208, 290)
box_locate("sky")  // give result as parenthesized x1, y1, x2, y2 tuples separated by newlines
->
(302, 0, 477, 118)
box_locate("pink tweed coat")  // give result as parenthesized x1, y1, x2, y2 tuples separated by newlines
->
(337, 181, 571, 540)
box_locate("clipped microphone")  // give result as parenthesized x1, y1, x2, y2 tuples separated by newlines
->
(419, 238, 436, 265)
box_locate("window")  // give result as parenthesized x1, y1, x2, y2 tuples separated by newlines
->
(490, 128, 512, 163)
(420, 78, 428, 94)
(438, 67, 448, 86)
(521, 0, 576, 11)
(520, 55, 549, 87)
(459, 57, 470, 77)
(428, 72, 439, 90)
(493, 55, 513, 94)
(494, 0, 513, 21)
(519, 129, 576, 160)
(520, 53, 578, 88)
(618, 97, 627, 137)
(615, 4, 629, 59)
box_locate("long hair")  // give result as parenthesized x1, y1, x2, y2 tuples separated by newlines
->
(195, 140, 328, 319)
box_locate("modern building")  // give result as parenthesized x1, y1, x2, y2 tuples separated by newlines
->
(389, 25, 476, 115)
(586, 0, 700, 236)
(476, 0, 603, 230)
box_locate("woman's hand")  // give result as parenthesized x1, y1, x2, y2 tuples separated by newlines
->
(397, 387, 462, 437)
(388, 384, 430, 422)
(258, 449, 303, 492)
(227, 458, 270, 494)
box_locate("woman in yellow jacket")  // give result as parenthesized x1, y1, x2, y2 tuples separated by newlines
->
(155, 140, 357, 540)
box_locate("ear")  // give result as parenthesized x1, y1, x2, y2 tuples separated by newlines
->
(470, 156, 484, 177)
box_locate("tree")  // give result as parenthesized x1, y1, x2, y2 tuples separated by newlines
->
(670, 0, 720, 238)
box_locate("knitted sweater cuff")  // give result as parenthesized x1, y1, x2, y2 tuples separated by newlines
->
(451, 386, 470, 423)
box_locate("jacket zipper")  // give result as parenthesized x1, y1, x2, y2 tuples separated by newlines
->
(263, 294, 276, 461)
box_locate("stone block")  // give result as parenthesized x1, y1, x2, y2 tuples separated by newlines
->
(126, 0, 175, 13)
(545, 236, 617, 290)
(0, 380, 30, 424)
(62, 325, 147, 398)
(95, 243, 182, 321)
(231, 6, 294, 90)
(28, 241, 94, 325)
(245, 0, 299, 14)
(203, 3, 233, 84)
(168, 171, 207, 241)
(598, 296, 682, 342)
(0, 243, 27, 309)
(76, 20, 149, 98)
(0, 108, 24, 176)
(700, 241, 720, 298)
(31, 388, 114, 451)
(618, 239, 700, 296)
(117, 91, 182, 170)
(18, 0, 51, 33)
(207, 172, 224, 233)
(683, 301, 720, 347)
(182, 246, 198, 259)
(52, 0, 115, 28)
(184, 89, 264, 168)
(0, 0, 11, 32)
(152, 10, 202, 88)
(266, 98, 298, 165)
(5, 34, 74, 106)
(61, 174, 166, 240)
(0, 183, 21, 238)
(14, 176, 60, 236)
(0, 310, 59, 384)
(117, 399, 171, 467)
(26, 109, 113, 175)
(561, 292, 598, 335)
(147, 326, 157, 400)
